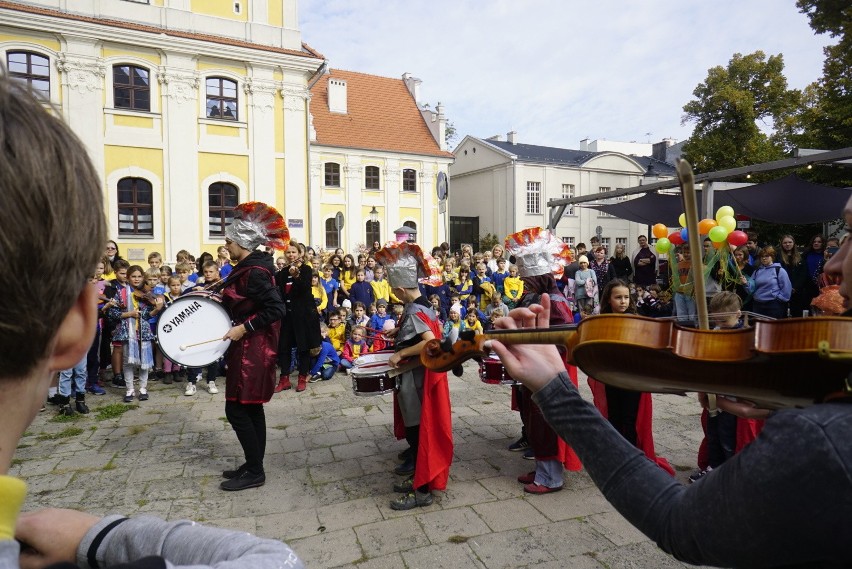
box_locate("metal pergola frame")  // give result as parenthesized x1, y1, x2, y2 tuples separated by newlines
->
(546, 147, 852, 230)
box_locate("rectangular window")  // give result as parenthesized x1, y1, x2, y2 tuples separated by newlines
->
(616, 237, 627, 245)
(324, 163, 340, 187)
(601, 237, 611, 251)
(117, 177, 153, 236)
(206, 77, 238, 120)
(562, 236, 575, 248)
(365, 166, 380, 190)
(325, 218, 340, 249)
(113, 65, 150, 112)
(402, 169, 417, 192)
(526, 181, 541, 214)
(561, 184, 575, 215)
(598, 186, 613, 218)
(7, 51, 50, 99)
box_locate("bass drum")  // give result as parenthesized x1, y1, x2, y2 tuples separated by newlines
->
(156, 292, 232, 367)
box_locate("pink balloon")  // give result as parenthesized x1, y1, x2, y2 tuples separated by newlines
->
(727, 230, 748, 247)
(668, 231, 684, 246)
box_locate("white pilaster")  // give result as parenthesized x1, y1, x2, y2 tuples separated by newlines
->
(344, 161, 363, 251)
(280, 80, 310, 244)
(158, 58, 199, 259)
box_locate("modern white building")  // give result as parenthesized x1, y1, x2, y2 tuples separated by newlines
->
(449, 133, 677, 250)
(308, 69, 453, 251)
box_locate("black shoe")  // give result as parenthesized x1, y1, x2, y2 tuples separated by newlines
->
(220, 470, 265, 491)
(138, 392, 149, 402)
(111, 376, 126, 388)
(222, 463, 248, 479)
(390, 490, 433, 510)
(522, 448, 535, 460)
(397, 447, 413, 461)
(393, 477, 413, 493)
(58, 404, 75, 416)
(75, 400, 89, 414)
(508, 437, 529, 452)
(394, 457, 416, 476)
(47, 394, 65, 406)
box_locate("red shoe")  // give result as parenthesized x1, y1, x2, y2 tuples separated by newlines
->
(274, 375, 292, 393)
(523, 482, 563, 494)
(517, 471, 535, 484)
(295, 375, 307, 392)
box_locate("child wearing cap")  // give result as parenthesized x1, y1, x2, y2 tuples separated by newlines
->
(375, 242, 452, 511)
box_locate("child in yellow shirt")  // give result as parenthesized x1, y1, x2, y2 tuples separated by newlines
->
(502, 264, 524, 308)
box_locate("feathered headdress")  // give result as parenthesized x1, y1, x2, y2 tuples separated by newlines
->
(504, 227, 573, 277)
(225, 201, 290, 251)
(374, 241, 442, 288)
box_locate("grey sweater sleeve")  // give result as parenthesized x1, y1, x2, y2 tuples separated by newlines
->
(78, 514, 304, 569)
(532, 372, 852, 568)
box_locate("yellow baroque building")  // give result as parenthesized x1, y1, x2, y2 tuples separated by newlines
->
(0, 0, 323, 264)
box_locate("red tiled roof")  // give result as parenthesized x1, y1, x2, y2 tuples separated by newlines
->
(310, 69, 452, 158)
(0, 1, 323, 61)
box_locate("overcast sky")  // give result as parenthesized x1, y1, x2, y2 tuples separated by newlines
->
(299, 0, 832, 151)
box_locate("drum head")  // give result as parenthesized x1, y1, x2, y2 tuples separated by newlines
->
(353, 351, 394, 367)
(157, 295, 232, 367)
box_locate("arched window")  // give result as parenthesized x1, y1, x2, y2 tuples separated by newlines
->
(113, 64, 150, 111)
(7, 51, 49, 99)
(117, 177, 153, 236)
(325, 218, 340, 249)
(206, 77, 238, 120)
(365, 220, 381, 247)
(324, 163, 340, 187)
(402, 168, 417, 192)
(403, 221, 417, 232)
(208, 182, 239, 237)
(365, 166, 380, 190)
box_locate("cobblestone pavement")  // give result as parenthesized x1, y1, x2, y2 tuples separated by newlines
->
(15, 364, 711, 568)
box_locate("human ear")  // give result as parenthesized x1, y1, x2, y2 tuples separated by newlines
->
(48, 284, 98, 371)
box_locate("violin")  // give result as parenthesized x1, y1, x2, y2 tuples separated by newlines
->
(420, 314, 852, 409)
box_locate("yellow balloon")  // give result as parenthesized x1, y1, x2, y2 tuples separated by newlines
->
(718, 215, 737, 233)
(678, 213, 687, 228)
(715, 206, 735, 222)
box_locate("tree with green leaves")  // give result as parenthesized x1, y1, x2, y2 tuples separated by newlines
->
(680, 51, 802, 174)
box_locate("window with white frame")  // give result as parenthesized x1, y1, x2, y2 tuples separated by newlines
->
(598, 186, 613, 217)
(208, 182, 238, 238)
(601, 237, 611, 252)
(206, 77, 238, 120)
(325, 218, 340, 249)
(113, 64, 150, 111)
(402, 169, 417, 192)
(324, 163, 340, 187)
(561, 184, 575, 215)
(616, 237, 627, 245)
(526, 181, 541, 214)
(562, 236, 575, 248)
(117, 177, 153, 236)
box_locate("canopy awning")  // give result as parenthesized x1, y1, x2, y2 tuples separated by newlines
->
(584, 175, 851, 226)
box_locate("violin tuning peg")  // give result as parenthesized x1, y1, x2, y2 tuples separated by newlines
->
(439, 337, 454, 353)
(451, 366, 464, 377)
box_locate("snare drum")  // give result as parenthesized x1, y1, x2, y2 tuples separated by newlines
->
(479, 356, 518, 385)
(156, 292, 232, 367)
(351, 362, 396, 396)
(352, 351, 394, 367)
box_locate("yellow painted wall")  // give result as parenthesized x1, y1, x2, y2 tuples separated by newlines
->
(399, 208, 421, 225)
(206, 124, 241, 137)
(105, 145, 164, 178)
(198, 153, 249, 189)
(113, 114, 154, 128)
(191, 0, 248, 22)
(275, 158, 285, 211)
(102, 46, 161, 66)
(274, 98, 284, 153)
(268, 1, 283, 27)
(0, 33, 60, 51)
(196, 60, 246, 76)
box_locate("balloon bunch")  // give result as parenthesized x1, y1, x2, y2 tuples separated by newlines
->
(651, 206, 749, 253)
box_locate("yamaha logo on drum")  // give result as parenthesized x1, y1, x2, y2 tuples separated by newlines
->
(162, 300, 204, 333)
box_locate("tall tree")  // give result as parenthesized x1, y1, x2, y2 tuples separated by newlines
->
(680, 51, 801, 174)
(793, 1, 852, 186)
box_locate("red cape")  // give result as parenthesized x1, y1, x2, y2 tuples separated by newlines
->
(588, 378, 675, 476)
(392, 311, 453, 492)
(696, 409, 765, 470)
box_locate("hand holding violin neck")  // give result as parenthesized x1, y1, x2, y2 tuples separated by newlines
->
(421, 327, 576, 372)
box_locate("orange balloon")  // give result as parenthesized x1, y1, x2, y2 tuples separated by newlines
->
(698, 218, 718, 235)
(652, 223, 668, 239)
(712, 240, 725, 249)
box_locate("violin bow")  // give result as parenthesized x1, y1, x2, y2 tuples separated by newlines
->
(676, 159, 718, 415)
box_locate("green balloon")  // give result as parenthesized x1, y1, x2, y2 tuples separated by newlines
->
(709, 225, 729, 243)
(655, 237, 671, 253)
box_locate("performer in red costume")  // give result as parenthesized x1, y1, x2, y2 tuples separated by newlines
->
(505, 228, 582, 493)
(219, 202, 288, 491)
(378, 242, 453, 510)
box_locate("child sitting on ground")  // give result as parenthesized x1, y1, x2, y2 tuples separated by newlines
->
(340, 325, 368, 373)
(328, 311, 347, 354)
(309, 322, 340, 382)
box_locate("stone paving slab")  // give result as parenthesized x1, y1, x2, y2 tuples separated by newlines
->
(17, 363, 708, 568)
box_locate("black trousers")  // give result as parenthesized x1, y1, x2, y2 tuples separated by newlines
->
(278, 321, 310, 375)
(225, 401, 266, 475)
(605, 385, 642, 447)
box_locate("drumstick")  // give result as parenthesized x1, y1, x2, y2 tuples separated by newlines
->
(179, 338, 226, 351)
